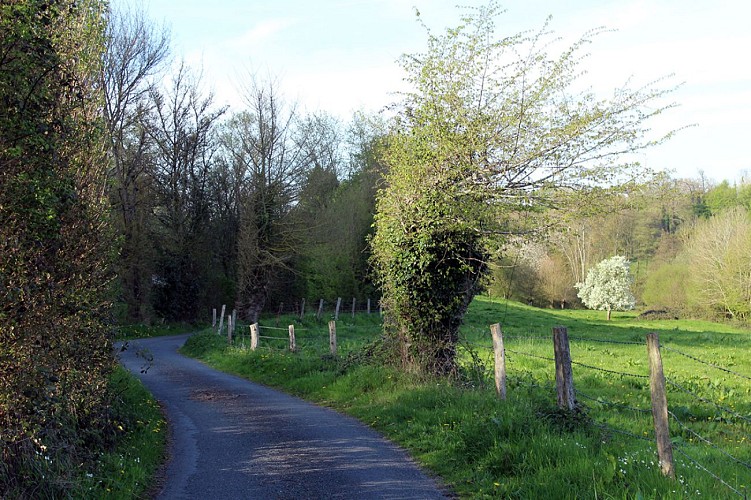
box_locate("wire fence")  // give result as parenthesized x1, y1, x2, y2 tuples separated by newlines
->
(210, 306, 750, 497)
(458, 327, 750, 497)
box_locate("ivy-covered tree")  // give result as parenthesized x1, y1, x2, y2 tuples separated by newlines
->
(0, 0, 114, 494)
(371, 2, 675, 375)
(576, 256, 636, 320)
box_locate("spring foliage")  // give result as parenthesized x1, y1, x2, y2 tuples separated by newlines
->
(576, 256, 636, 320)
(371, 2, 674, 374)
(0, 0, 114, 495)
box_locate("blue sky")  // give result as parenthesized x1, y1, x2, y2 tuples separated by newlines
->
(121, 0, 750, 183)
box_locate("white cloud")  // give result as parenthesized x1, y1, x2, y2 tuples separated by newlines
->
(231, 18, 297, 49)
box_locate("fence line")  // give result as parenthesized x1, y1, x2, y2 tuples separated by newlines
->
(503, 348, 556, 364)
(666, 378, 751, 427)
(590, 420, 656, 445)
(568, 335, 646, 346)
(668, 411, 751, 470)
(672, 445, 746, 498)
(574, 389, 652, 415)
(661, 344, 751, 382)
(209, 306, 749, 496)
(569, 359, 649, 380)
(482, 325, 749, 494)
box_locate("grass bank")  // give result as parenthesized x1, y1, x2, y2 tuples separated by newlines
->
(182, 298, 750, 498)
(64, 366, 166, 498)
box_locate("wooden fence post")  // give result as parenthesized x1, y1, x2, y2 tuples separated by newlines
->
(288, 324, 296, 352)
(647, 332, 675, 478)
(217, 304, 226, 334)
(552, 326, 576, 410)
(231, 309, 237, 337)
(351, 297, 356, 318)
(490, 323, 506, 400)
(227, 315, 233, 344)
(317, 299, 324, 320)
(367, 298, 371, 315)
(335, 297, 341, 321)
(329, 320, 337, 356)
(212, 308, 217, 327)
(300, 298, 305, 319)
(250, 323, 258, 350)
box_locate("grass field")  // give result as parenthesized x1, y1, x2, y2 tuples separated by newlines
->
(182, 297, 751, 498)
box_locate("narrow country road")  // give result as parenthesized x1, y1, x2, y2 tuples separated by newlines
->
(118, 334, 449, 499)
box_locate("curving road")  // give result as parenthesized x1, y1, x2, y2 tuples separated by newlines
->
(118, 334, 449, 499)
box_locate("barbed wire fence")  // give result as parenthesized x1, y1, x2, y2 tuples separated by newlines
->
(207, 302, 750, 497)
(458, 325, 750, 498)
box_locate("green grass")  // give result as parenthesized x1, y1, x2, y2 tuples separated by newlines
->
(71, 367, 166, 498)
(181, 299, 751, 499)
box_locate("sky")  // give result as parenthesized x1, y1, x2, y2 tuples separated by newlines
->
(119, 0, 750, 183)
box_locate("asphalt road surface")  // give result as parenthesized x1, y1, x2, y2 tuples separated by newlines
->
(118, 334, 449, 499)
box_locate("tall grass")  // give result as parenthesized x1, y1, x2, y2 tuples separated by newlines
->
(71, 367, 166, 498)
(182, 298, 751, 498)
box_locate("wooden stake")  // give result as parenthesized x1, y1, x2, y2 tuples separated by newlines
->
(227, 315, 233, 344)
(288, 324, 296, 352)
(647, 333, 675, 478)
(329, 320, 337, 356)
(212, 308, 217, 327)
(217, 304, 226, 335)
(367, 298, 371, 315)
(317, 299, 324, 320)
(250, 323, 258, 350)
(552, 326, 576, 410)
(490, 323, 506, 400)
(300, 298, 305, 319)
(351, 297, 356, 318)
(335, 297, 341, 321)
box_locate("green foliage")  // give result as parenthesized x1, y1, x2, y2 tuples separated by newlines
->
(71, 367, 166, 498)
(372, 2, 674, 374)
(705, 180, 739, 214)
(0, 1, 116, 495)
(576, 256, 636, 320)
(296, 169, 379, 301)
(642, 261, 691, 312)
(683, 207, 751, 319)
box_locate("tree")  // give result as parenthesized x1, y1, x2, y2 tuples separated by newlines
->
(228, 78, 307, 322)
(0, 0, 114, 493)
(102, 2, 170, 322)
(538, 252, 576, 309)
(295, 112, 386, 301)
(683, 207, 751, 319)
(371, 2, 674, 374)
(147, 63, 225, 320)
(576, 256, 636, 320)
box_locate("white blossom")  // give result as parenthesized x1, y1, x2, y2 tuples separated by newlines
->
(576, 255, 635, 319)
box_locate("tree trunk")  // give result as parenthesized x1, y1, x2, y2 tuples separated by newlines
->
(238, 277, 268, 324)
(607, 308, 612, 321)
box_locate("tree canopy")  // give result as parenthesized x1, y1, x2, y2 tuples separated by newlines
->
(576, 255, 636, 320)
(371, 2, 675, 374)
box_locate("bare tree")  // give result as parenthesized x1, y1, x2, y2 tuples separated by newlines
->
(146, 63, 226, 319)
(226, 78, 308, 322)
(102, 3, 170, 321)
